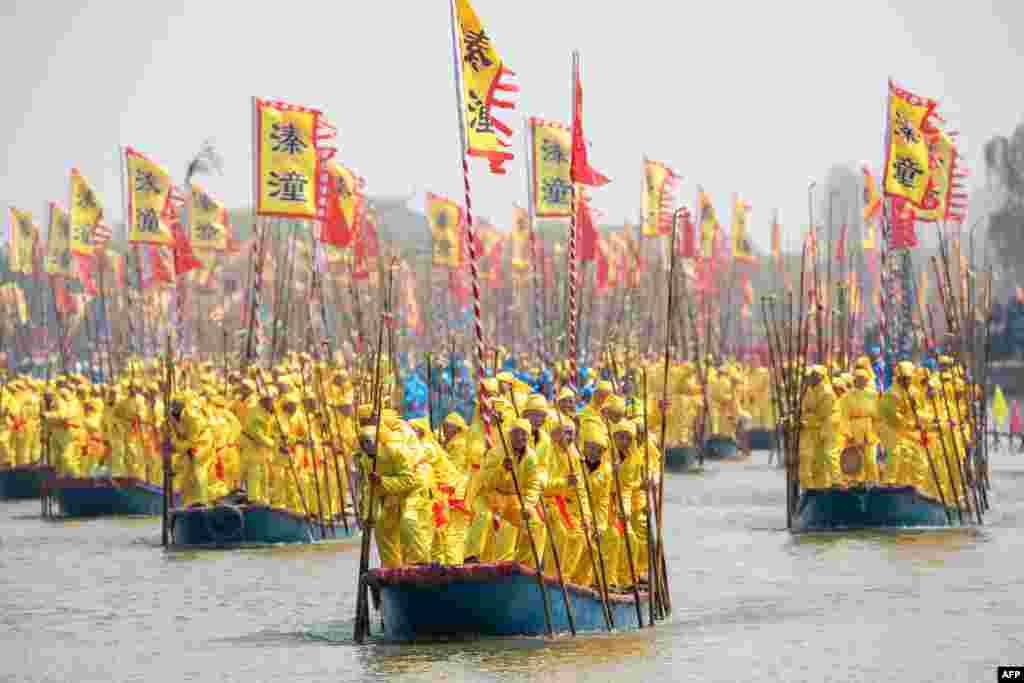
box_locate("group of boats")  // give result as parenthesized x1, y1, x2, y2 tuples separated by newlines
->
(0, 426, 983, 642)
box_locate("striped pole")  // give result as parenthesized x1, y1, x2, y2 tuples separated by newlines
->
(567, 184, 578, 388)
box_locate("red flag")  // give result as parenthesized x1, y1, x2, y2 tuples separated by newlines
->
(577, 197, 599, 262)
(770, 215, 782, 271)
(889, 198, 919, 249)
(569, 53, 609, 188)
(149, 245, 174, 285)
(50, 275, 74, 314)
(741, 271, 754, 306)
(76, 254, 98, 296)
(352, 207, 379, 280)
(171, 223, 201, 276)
(679, 208, 696, 258)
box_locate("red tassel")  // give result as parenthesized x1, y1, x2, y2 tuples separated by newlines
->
(216, 457, 225, 481)
(432, 500, 448, 529)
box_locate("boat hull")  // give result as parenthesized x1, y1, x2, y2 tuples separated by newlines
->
(170, 504, 358, 547)
(703, 435, 742, 460)
(48, 477, 172, 517)
(664, 446, 700, 472)
(0, 465, 55, 500)
(366, 562, 648, 641)
(746, 428, 777, 451)
(795, 486, 961, 531)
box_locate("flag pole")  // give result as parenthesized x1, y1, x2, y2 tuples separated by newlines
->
(566, 50, 580, 389)
(448, 0, 490, 421)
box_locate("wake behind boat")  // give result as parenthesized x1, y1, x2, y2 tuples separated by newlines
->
(364, 562, 649, 641)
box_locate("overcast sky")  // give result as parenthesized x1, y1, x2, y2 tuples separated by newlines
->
(2, 0, 1022, 251)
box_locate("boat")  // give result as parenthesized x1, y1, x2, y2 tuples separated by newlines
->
(0, 464, 55, 500)
(46, 476, 174, 517)
(664, 446, 701, 472)
(702, 435, 744, 460)
(363, 561, 649, 641)
(794, 485, 965, 531)
(746, 427, 777, 451)
(170, 503, 358, 547)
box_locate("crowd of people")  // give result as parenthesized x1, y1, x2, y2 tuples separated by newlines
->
(0, 347, 987, 587)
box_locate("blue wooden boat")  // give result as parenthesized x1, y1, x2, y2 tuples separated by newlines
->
(170, 504, 358, 547)
(746, 428, 777, 451)
(794, 485, 962, 531)
(664, 446, 700, 472)
(47, 477, 174, 517)
(703, 435, 742, 460)
(0, 464, 55, 500)
(364, 562, 648, 641)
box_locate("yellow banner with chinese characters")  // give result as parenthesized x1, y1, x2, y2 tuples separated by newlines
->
(256, 99, 319, 219)
(428, 192, 463, 269)
(126, 147, 174, 245)
(70, 168, 103, 256)
(531, 118, 572, 218)
(883, 81, 935, 207)
(916, 128, 956, 223)
(641, 159, 670, 238)
(7, 207, 37, 275)
(456, 0, 517, 174)
(190, 182, 229, 250)
(45, 202, 74, 276)
(732, 197, 756, 264)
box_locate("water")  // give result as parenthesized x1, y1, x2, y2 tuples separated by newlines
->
(3, 451, 1024, 682)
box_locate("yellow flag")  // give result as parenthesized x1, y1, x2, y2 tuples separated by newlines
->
(428, 192, 463, 268)
(698, 189, 719, 258)
(190, 182, 229, 250)
(70, 168, 104, 256)
(883, 81, 935, 207)
(530, 118, 572, 217)
(45, 202, 74, 276)
(455, 0, 517, 174)
(863, 219, 877, 251)
(511, 206, 531, 272)
(256, 99, 320, 219)
(731, 197, 756, 264)
(126, 147, 174, 245)
(993, 385, 1008, 427)
(641, 159, 673, 238)
(7, 206, 38, 274)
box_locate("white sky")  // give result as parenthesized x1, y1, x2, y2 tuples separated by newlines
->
(1, 0, 1022, 250)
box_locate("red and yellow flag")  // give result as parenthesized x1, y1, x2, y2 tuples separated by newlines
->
(428, 192, 463, 269)
(70, 168, 103, 256)
(530, 118, 572, 218)
(883, 80, 936, 207)
(45, 202, 74, 276)
(126, 147, 174, 245)
(731, 197, 756, 265)
(7, 206, 38, 275)
(916, 127, 956, 223)
(189, 182, 230, 251)
(455, 0, 518, 174)
(255, 99, 322, 219)
(321, 161, 363, 249)
(641, 158, 679, 238)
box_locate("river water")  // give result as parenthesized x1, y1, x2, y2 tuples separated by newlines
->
(3, 450, 1023, 682)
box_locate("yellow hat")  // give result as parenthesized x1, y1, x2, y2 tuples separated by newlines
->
(603, 395, 626, 415)
(581, 421, 608, 449)
(510, 417, 532, 435)
(557, 387, 576, 402)
(496, 371, 515, 384)
(524, 394, 549, 414)
(595, 380, 614, 394)
(445, 413, 467, 430)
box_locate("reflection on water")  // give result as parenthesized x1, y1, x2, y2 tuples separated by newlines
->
(2, 453, 1023, 682)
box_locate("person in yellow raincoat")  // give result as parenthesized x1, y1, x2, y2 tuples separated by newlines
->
(877, 362, 931, 494)
(541, 414, 590, 580)
(604, 420, 643, 590)
(571, 421, 613, 588)
(274, 393, 311, 515)
(440, 412, 472, 559)
(239, 393, 276, 504)
(409, 416, 464, 565)
(834, 368, 881, 487)
(167, 393, 213, 507)
(356, 422, 431, 568)
(79, 398, 107, 475)
(799, 365, 836, 490)
(41, 389, 82, 477)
